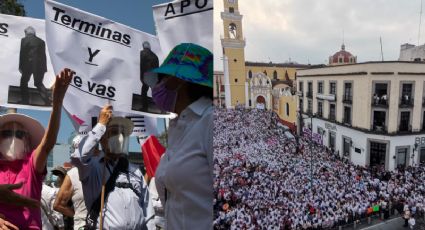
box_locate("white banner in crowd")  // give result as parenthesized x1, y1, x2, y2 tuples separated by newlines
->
(153, 0, 213, 53)
(0, 13, 56, 110)
(45, 0, 168, 136)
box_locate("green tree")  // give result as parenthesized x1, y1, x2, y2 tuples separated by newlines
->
(0, 0, 26, 16)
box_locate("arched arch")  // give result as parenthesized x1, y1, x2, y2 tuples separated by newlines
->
(256, 95, 266, 104)
(228, 23, 237, 39)
(273, 70, 278, 79)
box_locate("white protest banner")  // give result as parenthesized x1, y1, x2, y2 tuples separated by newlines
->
(45, 0, 169, 135)
(153, 0, 213, 54)
(0, 13, 56, 110)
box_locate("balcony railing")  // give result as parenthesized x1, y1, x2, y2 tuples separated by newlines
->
(398, 124, 412, 133)
(343, 118, 352, 125)
(372, 124, 387, 133)
(317, 111, 323, 118)
(399, 97, 414, 108)
(297, 91, 304, 97)
(306, 91, 313, 98)
(306, 109, 313, 115)
(329, 113, 336, 121)
(343, 95, 353, 104)
(371, 96, 388, 108)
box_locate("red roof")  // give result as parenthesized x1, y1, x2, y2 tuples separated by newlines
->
(330, 44, 355, 64)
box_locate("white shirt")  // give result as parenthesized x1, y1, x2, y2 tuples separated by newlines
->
(71, 124, 155, 230)
(67, 167, 88, 230)
(41, 184, 64, 230)
(156, 97, 213, 230)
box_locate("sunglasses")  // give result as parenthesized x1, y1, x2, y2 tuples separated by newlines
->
(0, 130, 27, 139)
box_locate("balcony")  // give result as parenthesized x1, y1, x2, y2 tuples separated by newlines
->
(372, 124, 387, 133)
(399, 97, 414, 108)
(306, 91, 313, 98)
(316, 93, 336, 101)
(329, 113, 336, 122)
(343, 95, 353, 104)
(371, 96, 388, 108)
(343, 118, 352, 126)
(398, 124, 412, 133)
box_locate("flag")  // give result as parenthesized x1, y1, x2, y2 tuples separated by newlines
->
(142, 135, 165, 178)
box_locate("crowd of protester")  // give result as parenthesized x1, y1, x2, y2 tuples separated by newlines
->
(214, 107, 425, 229)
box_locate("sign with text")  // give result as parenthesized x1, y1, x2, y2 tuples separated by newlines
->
(45, 0, 168, 135)
(0, 13, 56, 110)
(303, 127, 322, 145)
(153, 0, 213, 54)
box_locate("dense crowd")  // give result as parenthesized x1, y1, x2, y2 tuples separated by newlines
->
(213, 107, 425, 229)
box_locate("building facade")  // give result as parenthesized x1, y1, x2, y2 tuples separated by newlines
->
(297, 62, 425, 171)
(399, 43, 425, 62)
(213, 71, 225, 107)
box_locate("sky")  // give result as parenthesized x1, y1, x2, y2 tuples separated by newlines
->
(214, 0, 425, 70)
(17, 0, 169, 150)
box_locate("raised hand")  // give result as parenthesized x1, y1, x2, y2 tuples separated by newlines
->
(98, 104, 113, 126)
(52, 68, 74, 105)
(0, 183, 40, 209)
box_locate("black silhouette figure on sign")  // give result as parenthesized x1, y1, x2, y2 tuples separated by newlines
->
(139, 41, 159, 112)
(18, 26, 51, 105)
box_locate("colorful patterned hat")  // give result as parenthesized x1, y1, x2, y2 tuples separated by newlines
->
(151, 43, 213, 88)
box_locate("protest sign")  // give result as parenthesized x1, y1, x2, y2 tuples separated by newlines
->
(0, 13, 56, 110)
(45, 0, 168, 135)
(152, 0, 213, 53)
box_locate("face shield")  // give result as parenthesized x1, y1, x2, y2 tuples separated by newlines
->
(106, 125, 130, 155)
(0, 122, 30, 161)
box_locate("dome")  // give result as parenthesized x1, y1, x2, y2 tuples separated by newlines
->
(329, 44, 357, 65)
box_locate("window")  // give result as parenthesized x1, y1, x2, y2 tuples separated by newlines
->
(339, 58, 343, 63)
(234, 78, 238, 83)
(373, 111, 386, 132)
(373, 83, 388, 106)
(329, 104, 336, 121)
(299, 81, 303, 93)
(273, 70, 278, 79)
(286, 103, 289, 117)
(248, 70, 252, 79)
(330, 82, 336, 95)
(307, 82, 313, 97)
(399, 111, 410, 132)
(401, 83, 413, 105)
(344, 106, 351, 125)
(317, 101, 323, 117)
(318, 82, 323, 94)
(228, 23, 237, 39)
(344, 82, 352, 102)
(229, 7, 234, 13)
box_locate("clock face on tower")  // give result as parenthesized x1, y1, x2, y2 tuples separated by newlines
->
(228, 0, 235, 4)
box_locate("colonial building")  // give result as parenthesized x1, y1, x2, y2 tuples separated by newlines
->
(297, 61, 425, 171)
(399, 43, 425, 62)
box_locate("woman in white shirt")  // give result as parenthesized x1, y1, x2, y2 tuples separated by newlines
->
(152, 43, 213, 229)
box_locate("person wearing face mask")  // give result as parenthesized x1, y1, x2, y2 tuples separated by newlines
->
(0, 68, 74, 229)
(70, 106, 154, 230)
(149, 43, 213, 229)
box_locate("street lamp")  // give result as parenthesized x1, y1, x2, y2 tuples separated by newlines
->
(299, 111, 315, 189)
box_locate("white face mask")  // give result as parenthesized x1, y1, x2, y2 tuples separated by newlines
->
(0, 137, 26, 161)
(108, 134, 129, 154)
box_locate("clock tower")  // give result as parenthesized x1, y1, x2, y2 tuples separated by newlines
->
(221, 0, 247, 107)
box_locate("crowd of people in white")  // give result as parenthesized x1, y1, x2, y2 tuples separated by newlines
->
(213, 107, 425, 229)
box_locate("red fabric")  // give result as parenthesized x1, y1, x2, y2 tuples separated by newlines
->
(142, 135, 166, 177)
